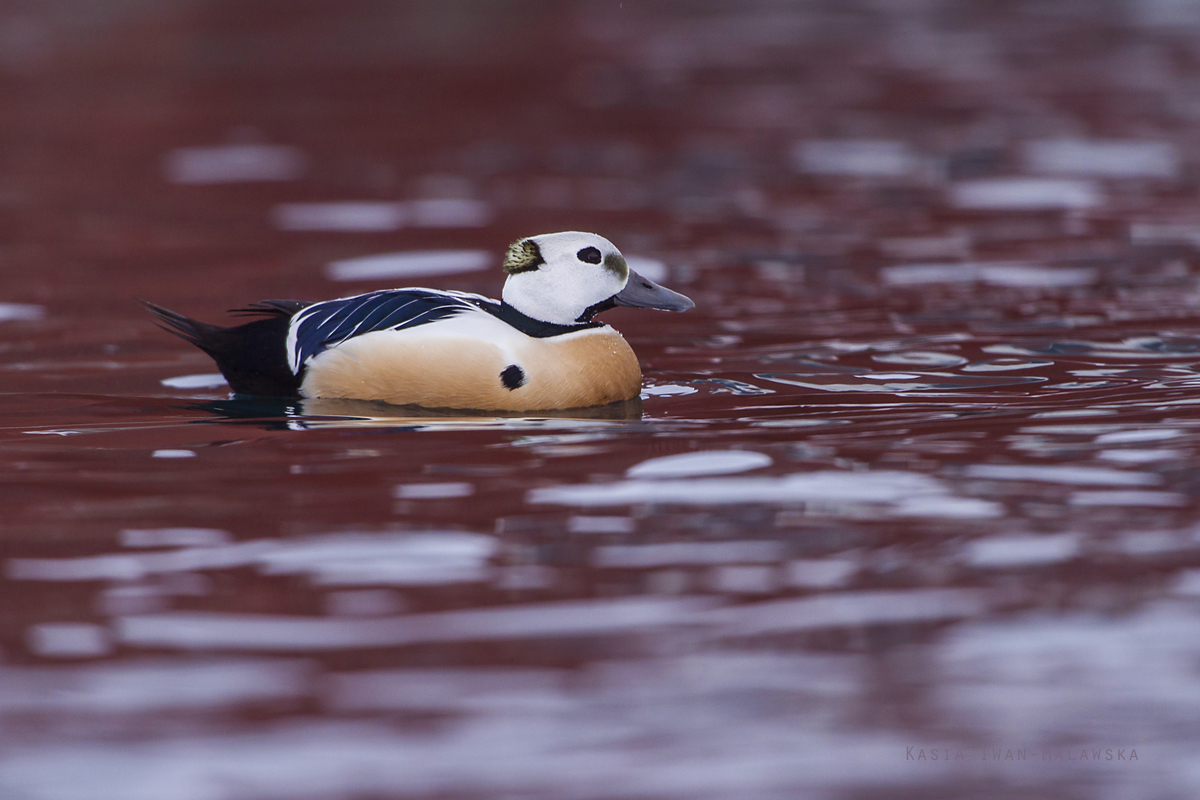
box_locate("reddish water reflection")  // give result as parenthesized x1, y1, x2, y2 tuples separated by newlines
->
(3, 1, 1200, 798)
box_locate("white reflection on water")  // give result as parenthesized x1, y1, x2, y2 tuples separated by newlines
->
(1095, 428, 1183, 444)
(964, 464, 1160, 486)
(1098, 448, 1183, 463)
(8, 532, 497, 587)
(593, 540, 784, 567)
(0, 659, 309, 712)
(160, 373, 228, 389)
(785, 558, 858, 588)
(529, 470, 1002, 518)
(626, 450, 772, 478)
(1071, 490, 1187, 507)
(701, 589, 988, 635)
(163, 144, 305, 184)
(625, 255, 668, 282)
(325, 250, 490, 281)
(121, 528, 231, 548)
(27, 624, 111, 658)
(116, 597, 717, 651)
(950, 177, 1103, 210)
(937, 603, 1200, 747)
(566, 515, 635, 534)
(272, 201, 408, 231)
(0, 302, 46, 321)
(965, 533, 1080, 568)
(882, 262, 1096, 287)
(792, 140, 918, 177)
(393, 482, 475, 499)
(1023, 139, 1179, 178)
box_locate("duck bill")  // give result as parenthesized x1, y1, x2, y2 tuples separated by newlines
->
(613, 269, 695, 312)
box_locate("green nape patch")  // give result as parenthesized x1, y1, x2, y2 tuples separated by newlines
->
(503, 238, 545, 274)
(603, 252, 629, 281)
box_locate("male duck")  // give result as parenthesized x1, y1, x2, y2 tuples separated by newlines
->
(144, 231, 694, 411)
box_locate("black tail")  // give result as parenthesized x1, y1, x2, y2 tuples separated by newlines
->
(141, 300, 306, 398)
(140, 300, 222, 351)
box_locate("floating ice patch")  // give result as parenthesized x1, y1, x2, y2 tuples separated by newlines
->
(116, 596, 716, 650)
(272, 202, 408, 232)
(592, 540, 784, 568)
(640, 384, 697, 397)
(161, 373, 228, 389)
(872, 351, 966, 367)
(326, 250, 490, 281)
(882, 262, 1095, 287)
(151, 450, 195, 459)
(408, 198, 492, 228)
(965, 464, 1159, 486)
(965, 533, 1080, 567)
(1070, 490, 1186, 507)
(0, 302, 44, 322)
(163, 144, 305, 184)
(27, 623, 111, 658)
(394, 482, 474, 499)
(792, 140, 917, 177)
(1094, 428, 1182, 444)
(625, 255, 668, 282)
(626, 450, 772, 479)
(950, 178, 1103, 210)
(1023, 140, 1179, 179)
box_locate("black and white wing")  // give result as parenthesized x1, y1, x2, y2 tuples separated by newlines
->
(286, 289, 493, 373)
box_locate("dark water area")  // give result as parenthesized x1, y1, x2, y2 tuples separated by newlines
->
(5, 1, 1200, 797)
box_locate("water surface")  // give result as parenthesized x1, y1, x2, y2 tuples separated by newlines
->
(2, 2, 1199, 798)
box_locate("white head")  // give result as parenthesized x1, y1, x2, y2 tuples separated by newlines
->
(501, 231, 693, 325)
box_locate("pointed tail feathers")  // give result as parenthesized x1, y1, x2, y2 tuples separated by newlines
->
(139, 300, 222, 353)
(140, 299, 302, 397)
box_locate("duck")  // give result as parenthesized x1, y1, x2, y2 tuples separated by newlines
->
(144, 231, 694, 411)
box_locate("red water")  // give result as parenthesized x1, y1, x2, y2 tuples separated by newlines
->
(2, 2, 1199, 797)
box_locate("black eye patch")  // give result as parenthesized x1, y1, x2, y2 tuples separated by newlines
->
(577, 246, 602, 264)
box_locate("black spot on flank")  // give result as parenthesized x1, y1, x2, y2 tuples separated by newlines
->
(577, 246, 602, 264)
(500, 364, 526, 390)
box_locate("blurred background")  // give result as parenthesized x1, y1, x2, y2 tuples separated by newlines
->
(5, 0, 1200, 797)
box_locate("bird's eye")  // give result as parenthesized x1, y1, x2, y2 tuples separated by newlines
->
(577, 246, 602, 264)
